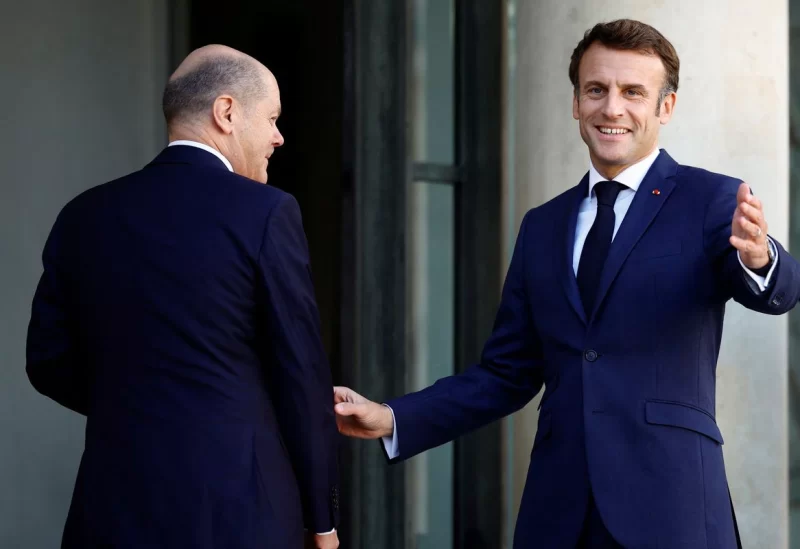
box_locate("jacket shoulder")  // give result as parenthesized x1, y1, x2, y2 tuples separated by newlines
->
(520, 183, 582, 228)
(674, 164, 742, 195)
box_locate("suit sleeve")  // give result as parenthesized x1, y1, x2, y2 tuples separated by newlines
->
(384, 211, 544, 462)
(258, 195, 339, 533)
(704, 178, 800, 314)
(26, 212, 88, 415)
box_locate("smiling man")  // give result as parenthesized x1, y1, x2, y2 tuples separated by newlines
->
(332, 19, 800, 549)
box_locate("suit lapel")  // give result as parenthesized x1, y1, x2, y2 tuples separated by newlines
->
(560, 175, 590, 325)
(590, 150, 679, 321)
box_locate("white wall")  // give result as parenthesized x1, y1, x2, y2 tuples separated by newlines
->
(0, 1, 169, 546)
(508, 1, 790, 547)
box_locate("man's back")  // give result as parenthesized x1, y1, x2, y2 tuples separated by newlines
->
(27, 145, 340, 548)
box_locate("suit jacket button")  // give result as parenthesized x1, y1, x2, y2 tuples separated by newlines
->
(584, 350, 598, 362)
(772, 293, 784, 306)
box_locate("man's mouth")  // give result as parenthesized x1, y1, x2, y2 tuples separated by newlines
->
(596, 126, 630, 135)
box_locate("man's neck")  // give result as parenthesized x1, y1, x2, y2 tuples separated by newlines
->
(169, 129, 215, 150)
(591, 147, 658, 181)
(167, 134, 234, 173)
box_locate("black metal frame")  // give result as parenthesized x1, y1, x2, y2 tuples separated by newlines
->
(413, 163, 465, 184)
(452, 1, 504, 547)
(339, 1, 408, 548)
(341, 0, 504, 546)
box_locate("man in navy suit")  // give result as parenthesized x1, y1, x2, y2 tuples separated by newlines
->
(333, 19, 800, 548)
(26, 45, 340, 549)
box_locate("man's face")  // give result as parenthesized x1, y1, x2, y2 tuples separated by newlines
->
(234, 72, 284, 184)
(572, 43, 675, 180)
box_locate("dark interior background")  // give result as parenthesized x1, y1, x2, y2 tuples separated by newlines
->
(189, 0, 345, 376)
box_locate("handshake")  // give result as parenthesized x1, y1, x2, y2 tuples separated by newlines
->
(306, 387, 392, 549)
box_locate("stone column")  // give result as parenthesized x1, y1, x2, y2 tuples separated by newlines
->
(505, 2, 790, 547)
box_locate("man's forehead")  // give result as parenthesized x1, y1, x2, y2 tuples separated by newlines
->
(579, 44, 665, 85)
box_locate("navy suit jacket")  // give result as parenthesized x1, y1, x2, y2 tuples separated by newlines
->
(386, 150, 800, 548)
(26, 145, 340, 549)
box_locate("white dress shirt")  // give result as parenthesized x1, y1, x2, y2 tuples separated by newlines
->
(168, 139, 336, 536)
(167, 140, 234, 172)
(382, 148, 777, 459)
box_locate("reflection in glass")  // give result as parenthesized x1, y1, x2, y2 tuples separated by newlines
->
(411, 0, 455, 164)
(408, 181, 455, 549)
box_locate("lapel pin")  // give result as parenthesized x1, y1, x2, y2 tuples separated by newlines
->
(652, 189, 661, 196)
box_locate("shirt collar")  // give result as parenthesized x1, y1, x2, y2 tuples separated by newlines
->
(168, 140, 233, 172)
(587, 148, 661, 198)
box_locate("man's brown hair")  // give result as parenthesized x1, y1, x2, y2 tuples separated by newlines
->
(569, 19, 680, 112)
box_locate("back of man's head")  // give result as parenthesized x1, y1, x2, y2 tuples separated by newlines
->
(162, 46, 267, 129)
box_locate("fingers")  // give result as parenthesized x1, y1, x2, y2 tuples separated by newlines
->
(334, 402, 362, 416)
(729, 234, 754, 253)
(730, 234, 769, 256)
(732, 183, 768, 244)
(334, 400, 394, 438)
(332, 386, 349, 404)
(737, 182, 763, 212)
(333, 385, 371, 406)
(738, 202, 764, 229)
(333, 386, 358, 405)
(316, 533, 339, 549)
(745, 193, 762, 211)
(736, 182, 751, 205)
(307, 533, 339, 549)
(736, 213, 763, 239)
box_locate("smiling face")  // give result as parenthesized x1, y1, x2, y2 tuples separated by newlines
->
(572, 43, 676, 180)
(232, 71, 284, 184)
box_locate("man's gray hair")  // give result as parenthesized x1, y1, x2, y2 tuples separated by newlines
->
(162, 56, 267, 125)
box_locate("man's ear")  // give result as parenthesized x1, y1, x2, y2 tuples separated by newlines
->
(573, 91, 580, 121)
(659, 92, 676, 125)
(212, 95, 235, 134)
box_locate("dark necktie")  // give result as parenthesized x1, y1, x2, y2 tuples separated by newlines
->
(577, 180, 627, 315)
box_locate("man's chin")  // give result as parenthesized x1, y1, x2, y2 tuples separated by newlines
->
(590, 145, 630, 166)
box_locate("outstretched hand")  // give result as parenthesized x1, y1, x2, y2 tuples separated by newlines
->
(333, 387, 394, 439)
(730, 182, 770, 270)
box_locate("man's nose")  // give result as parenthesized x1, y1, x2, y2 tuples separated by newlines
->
(600, 93, 625, 118)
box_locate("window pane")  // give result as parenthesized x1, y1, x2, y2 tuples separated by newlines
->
(408, 181, 455, 548)
(411, 0, 455, 164)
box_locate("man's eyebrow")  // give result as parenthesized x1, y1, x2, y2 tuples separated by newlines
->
(583, 81, 649, 92)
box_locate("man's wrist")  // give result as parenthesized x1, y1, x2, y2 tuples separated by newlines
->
(748, 240, 775, 275)
(380, 404, 395, 438)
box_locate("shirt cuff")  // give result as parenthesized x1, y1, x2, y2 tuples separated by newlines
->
(738, 237, 778, 293)
(305, 528, 337, 535)
(381, 404, 400, 459)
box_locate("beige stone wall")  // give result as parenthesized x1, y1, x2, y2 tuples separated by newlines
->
(0, 2, 170, 545)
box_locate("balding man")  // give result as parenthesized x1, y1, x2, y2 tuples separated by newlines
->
(26, 45, 340, 549)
